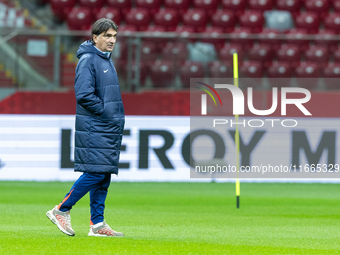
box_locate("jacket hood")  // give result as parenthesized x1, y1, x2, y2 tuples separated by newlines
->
(76, 40, 111, 59)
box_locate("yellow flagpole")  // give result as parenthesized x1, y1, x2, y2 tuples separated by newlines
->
(233, 53, 240, 209)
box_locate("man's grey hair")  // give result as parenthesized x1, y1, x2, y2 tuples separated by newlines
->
(91, 18, 118, 45)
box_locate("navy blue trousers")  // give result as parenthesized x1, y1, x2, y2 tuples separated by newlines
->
(58, 172, 111, 225)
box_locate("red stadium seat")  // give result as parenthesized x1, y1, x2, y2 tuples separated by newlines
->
(267, 61, 293, 78)
(154, 8, 179, 31)
(314, 29, 337, 52)
(118, 24, 138, 33)
(267, 61, 293, 88)
(305, 0, 330, 19)
(295, 12, 320, 34)
(180, 61, 205, 87)
(240, 61, 264, 78)
(258, 28, 282, 51)
(79, 0, 105, 15)
(334, 0, 340, 12)
(277, 44, 301, 67)
(193, 0, 219, 18)
(150, 60, 176, 87)
(211, 10, 236, 33)
(332, 46, 340, 62)
(162, 42, 188, 64)
(144, 25, 167, 47)
(222, 0, 246, 16)
(50, 0, 77, 20)
(295, 61, 321, 89)
(218, 43, 245, 66)
(107, 0, 131, 16)
(67, 7, 92, 31)
(248, 43, 273, 68)
(125, 8, 151, 31)
(230, 28, 254, 50)
(209, 61, 233, 78)
(95, 7, 121, 25)
(239, 10, 264, 33)
(305, 45, 329, 67)
(323, 62, 340, 89)
(284, 28, 309, 51)
(123, 62, 148, 86)
(164, 0, 191, 17)
(182, 9, 208, 33)
(175, 25, 196, 42)
(276, 0, 301, 17)
(249, 0, 274, 11)
(324, 13, 340, 32)
(140, 41, 160, 66)
(201, 26, 225, 50)
(136, 0, 161, 16)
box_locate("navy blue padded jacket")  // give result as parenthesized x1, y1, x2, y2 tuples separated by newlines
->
(74, 40, 125, 174)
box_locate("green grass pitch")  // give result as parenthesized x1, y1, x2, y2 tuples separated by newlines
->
(0, 181, 339, 255)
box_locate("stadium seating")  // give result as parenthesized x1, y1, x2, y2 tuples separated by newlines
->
(248, 43, 273, 68)
(140, 41, 160, 66)
(267, 61, 293, 78)
(154, 8, 179, 31)
(136, 0, 162, 16)
(324, 12, 340, 32)
(276, 0, 301, 17)
(79, 0, 105, 15)
(164, 0, 191, 17)
(323, 62, 340, 89)
(200, 26, 225, 50)
(284, 28, 309, 51)
(162, 42, 188, 64)
(222, 0, 246, 16)
(50, 0, 77, 20)
(305, 45, 329, 67)
(314, 29, 337, 52)
(67, 7, 92, 30)
(295, 61, 321, 89)
(125, 8, 151, 31)
(95, 7, 121, 25)
(208, 61, 233, 78)
(123, 62, 148, 86)
(240, 61, 264, 78)
(218, 43, 244, 66)
(295, 12, 320, 34)
(305, 0, 329, 18)
(144, 25, 167, 47)
(267, 61, 293, 87)
(258, 28, 282, 51)
(118, 24, 138, 33)
(175, 25, 196, 42)
(211, 10, 236, 33)
(230, 28, 254, 50)
(239, 10, 264, 33)
(107, 0, 131, 16)
(264, 10, 294, 31)
(182, 9, 208, 33)
(150, 60, 176, 87)
(276, 44, 301, 67)
(333, 1, 340, 12)
(180, 61, 205, 87)
(249, 0, 274, 11)
(332, 46, 340, 62)
(193, 0, 219, 18)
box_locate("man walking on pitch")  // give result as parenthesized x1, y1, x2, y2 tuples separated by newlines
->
(46, 18, 125, 237)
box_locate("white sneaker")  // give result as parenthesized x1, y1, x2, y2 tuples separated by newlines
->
(46, 205, 75, 236)
(88, 220, 124, 237)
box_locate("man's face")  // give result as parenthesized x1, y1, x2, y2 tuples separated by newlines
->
(93, 28, 117, 52)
